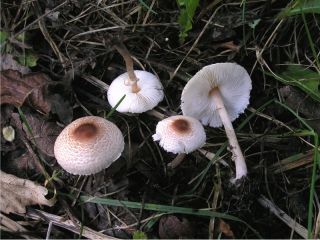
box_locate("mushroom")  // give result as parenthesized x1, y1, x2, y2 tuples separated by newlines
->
(181, 62, 252, 181)
(108, 70, 164, 113)
(54, 116, 124, 175)
(107, 43, 164, 113)
(152, 115, 206, 154)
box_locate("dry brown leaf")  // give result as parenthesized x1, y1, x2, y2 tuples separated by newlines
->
(11, 112, 62, 157)
(158, 215, 193, 239)
(0, 54, 31, 74)
(217, 41, 240, 52)
(0, 70, 52, 114)
(218, 219, 235, 238)
(0, 170, 55, 214)
(280, 85, 320, 134)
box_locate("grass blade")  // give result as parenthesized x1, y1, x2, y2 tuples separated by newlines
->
(275, 100, 319, 238)
(78, 195, 261, 238)
(280, 0, 320, 16)
(106, 94, 126, 119)
(267, 65, 320, 102)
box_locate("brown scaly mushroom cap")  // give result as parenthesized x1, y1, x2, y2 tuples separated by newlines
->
(54, 116, 124, 175)
(153, 115, 206, 154)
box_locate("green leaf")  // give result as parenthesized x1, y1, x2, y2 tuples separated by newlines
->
(133, 230, 148, 239)
(17, 32, 27, 42)
(271, 64, 320, 102)
(78, 195, 262, 238)
(0, 31, 8, 44)
(106, 94, 126, 118)
(177, 0, 200, 43)
(0, 31, 9, 50)
(248, 19, 261, 29)
(280, 0, 320, 17)
(18, 52, 39, 67)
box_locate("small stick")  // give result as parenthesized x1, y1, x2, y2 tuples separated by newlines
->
(257, 195, 308, 239)
(45, 221, 53, 240)
(0, 213, 37, 239)
(210, 88, 247, 181)
(26, 209, 120, 239)
(168, 153, 187, 168)
(114, 43, 140, 93)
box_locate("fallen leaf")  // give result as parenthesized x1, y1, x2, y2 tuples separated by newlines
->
(49, 93, 73, 124)
(272, 65, 320, 102)
(218, 219, 235, 238)
(17, 51, 39, 67)
(0, 70, 51, 113)
(0, 170, 55, 214)
(2, 126, 15, 142)
(280, 85, 320, 134)
(3, 151, 40, 177)
(11, 112, 63, 157)
(158, 215, 193, 239)
(133, 230, 148, 239)
(217, 41, 240, 52)
(1, 70, 73, 123)
(0, 54, 31, 74)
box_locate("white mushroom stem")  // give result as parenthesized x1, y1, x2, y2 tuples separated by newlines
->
(168, 153, 187, 168)
(210, 88, 247, 180)
(114, 44, 140, 93)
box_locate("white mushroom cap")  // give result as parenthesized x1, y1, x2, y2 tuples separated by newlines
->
(153, 115, 206, 154)
(54, 116, 124, 175)
(181, 63, 252, 127)
(107, 70, 164, 113)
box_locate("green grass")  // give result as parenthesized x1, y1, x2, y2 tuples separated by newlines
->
(77, 194, 261, 238)
(106, 94, 126, 119)
(275, 100, 319, 238)
(176, 0, 200, 43)
(267, 64, 320, 102)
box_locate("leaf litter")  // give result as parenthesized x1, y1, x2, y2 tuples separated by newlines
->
(0, 170, 55, 214)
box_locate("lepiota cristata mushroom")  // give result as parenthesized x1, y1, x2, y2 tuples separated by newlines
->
(153, 115, 206, 154)
(181, 62, 252, 181)
(107, 44, 164, 113)
(54, 116, 124, 175)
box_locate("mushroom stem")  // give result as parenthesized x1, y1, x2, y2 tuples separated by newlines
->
(210, 88, 247, 181)
(168, 153, 187, 168)
(114, 44, 140, 93)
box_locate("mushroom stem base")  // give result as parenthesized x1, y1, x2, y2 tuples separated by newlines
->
(211, 88, 247, 180)
(131, 82, 140, 93)
(168, 153, 187, 168)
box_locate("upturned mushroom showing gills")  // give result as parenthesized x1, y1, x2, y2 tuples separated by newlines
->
(107, 43, 164, 113)
(108, 70, 164, 113)
(181, 63, 252, 181)
(153, 115, 206, 154)
(54, 116, 124, 175)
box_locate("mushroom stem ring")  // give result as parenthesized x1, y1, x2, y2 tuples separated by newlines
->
(210, 88, 247, 181)
(114, 44, 140, 93)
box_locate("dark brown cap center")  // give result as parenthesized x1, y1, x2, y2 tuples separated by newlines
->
(171, 119, 191, 134)
(73, 123, 98, 140)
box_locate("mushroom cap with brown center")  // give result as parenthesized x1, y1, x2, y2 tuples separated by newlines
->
(152, 115, 206, 154)
(54, 116, 124, 175)
(107, 70, 164, 113)
(181, 63, 252, 127)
